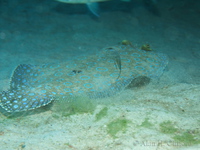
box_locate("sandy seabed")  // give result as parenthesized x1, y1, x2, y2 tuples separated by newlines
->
(0, 0, 200, 149)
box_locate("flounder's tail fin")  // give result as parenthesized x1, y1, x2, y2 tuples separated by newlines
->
(86, 3, 100, 17)
(0, 64, 54, 114)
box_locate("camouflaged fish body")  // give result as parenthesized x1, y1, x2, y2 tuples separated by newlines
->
(0, 45, 168, 113)
(113, 45, 168, 79)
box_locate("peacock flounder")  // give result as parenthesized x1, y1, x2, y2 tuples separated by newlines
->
(0, 43, 168, 113)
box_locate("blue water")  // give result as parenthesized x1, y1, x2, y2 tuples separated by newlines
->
(0, 0, 199, 149)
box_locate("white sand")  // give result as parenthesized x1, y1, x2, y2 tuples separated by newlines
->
(0, 83, 199, 150)
(0, 0, 200, 149)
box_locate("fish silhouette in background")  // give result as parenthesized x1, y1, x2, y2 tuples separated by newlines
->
(0, 44, 168, 113)
(55, 0, 159, 17)
(56, 0, 110, 17)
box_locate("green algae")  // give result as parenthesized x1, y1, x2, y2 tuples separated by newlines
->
(95, 107, 108, 121)
(53, 95, 96, 117)
(159, 121, 178, 134)
(173, 132, 200, 146)
(159, 121, 200, 146)
(140, 118, 153, 128)
(107, 118, 131, 138)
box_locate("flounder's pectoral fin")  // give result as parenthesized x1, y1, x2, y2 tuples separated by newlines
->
(0, 64, 54, 113)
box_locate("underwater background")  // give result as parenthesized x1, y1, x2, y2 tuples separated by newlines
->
(0, 0, 199, 149)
